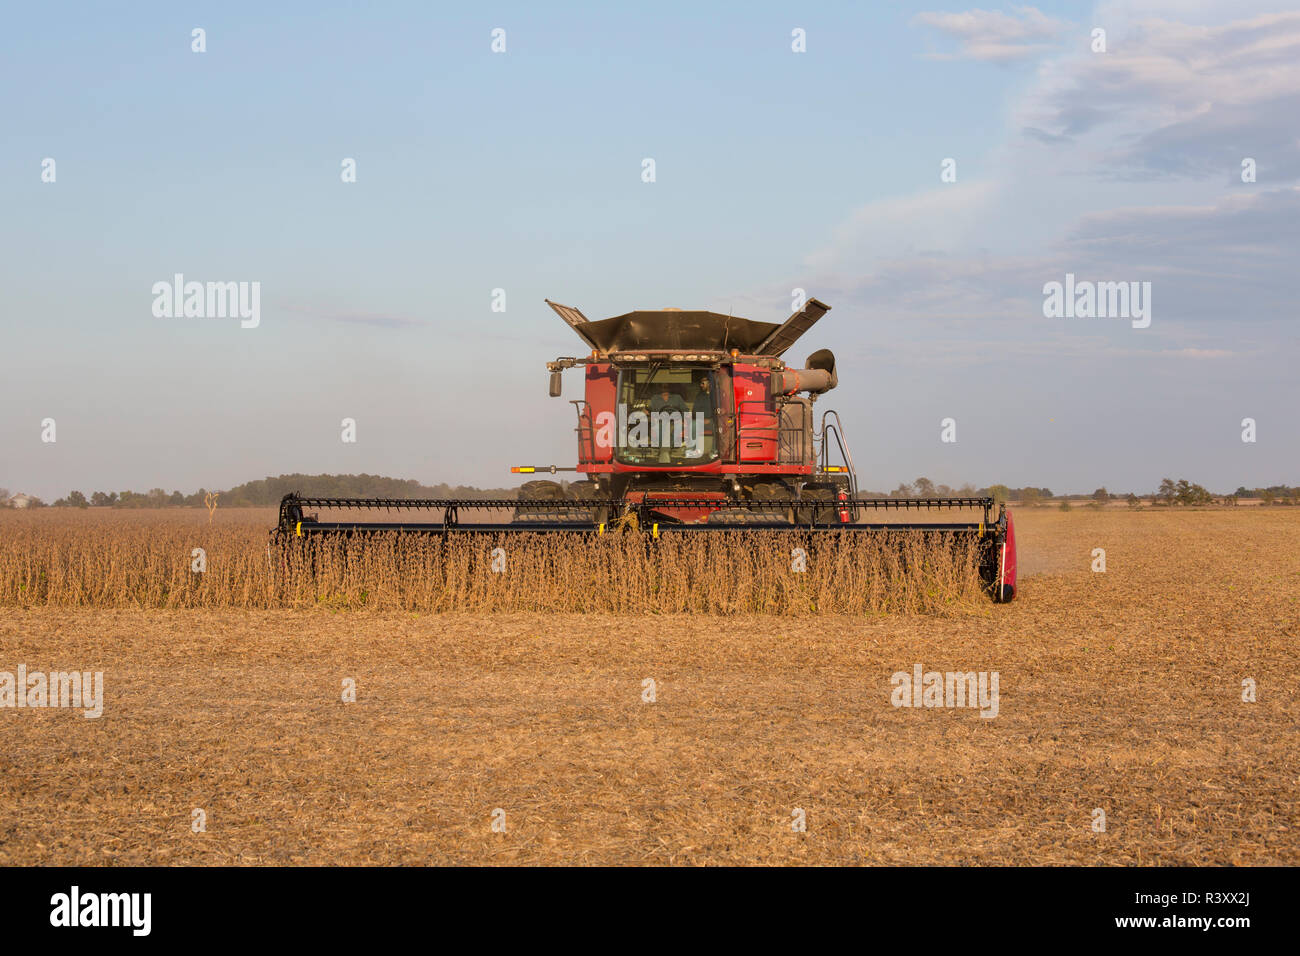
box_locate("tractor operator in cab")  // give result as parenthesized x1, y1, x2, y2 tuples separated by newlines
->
(649, 384, 687, 416)
(692, 374, 712, 416)
(690, 373, 714, 459)
(649, 384, 688, 463)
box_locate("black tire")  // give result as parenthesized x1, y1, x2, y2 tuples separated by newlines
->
(565, 480, 602, 500)
(796, 487, 837, 525)
(519, 479, 566, 500)
(566, 480, 609, 524)
(749, 482, 795, 524)
(513, 479, 589, 524)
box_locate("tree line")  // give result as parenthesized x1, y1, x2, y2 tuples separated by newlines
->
(2, 474, 523, 509)
(6, 475, 1299, 509)
(875, 478, 1300, 506)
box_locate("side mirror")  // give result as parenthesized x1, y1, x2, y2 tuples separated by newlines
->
(548, 369, 563, 397)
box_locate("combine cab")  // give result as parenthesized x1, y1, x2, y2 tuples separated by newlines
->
(275, 298, 1017, 603)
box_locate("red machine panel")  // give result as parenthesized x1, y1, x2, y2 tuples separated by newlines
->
(998, 510, 1018, 603)
(733, 365, 777, 463)
(582, 363, 617, 465)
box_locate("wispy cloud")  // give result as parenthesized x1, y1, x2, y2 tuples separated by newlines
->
(1016, 11, 1300, 181)
(280, 303, 430, 329)
(798, 4, 1300, 376)
(1160, 348, 1234, 358)
(806, 186, 1300, 333)
(913, 6, 1069, 62)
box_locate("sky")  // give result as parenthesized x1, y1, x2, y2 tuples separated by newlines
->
(2, 0, 1297, 499)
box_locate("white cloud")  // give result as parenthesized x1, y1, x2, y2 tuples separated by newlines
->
(804, 181, 1002, 275)
(1016, 10, 1300, 181)
(796, 183, 1298, 370)
(802, 3, 1300, 371)
(913, 6, 1070, 62)
(281, 302, 431, 329)
(1160, 348, 1234, 358)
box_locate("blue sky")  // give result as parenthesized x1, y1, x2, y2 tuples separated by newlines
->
(2, 0, 1297, 498)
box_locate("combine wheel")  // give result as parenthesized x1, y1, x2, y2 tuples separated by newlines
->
(749, 482, 795, 524)
(512, 479, 589, 524)
(796, 486, 837, 525)
(519, 479, 567, 500)
(566, 479, 610, 525)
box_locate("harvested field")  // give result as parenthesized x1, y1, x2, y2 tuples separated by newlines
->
(0, 508, 1297, 865)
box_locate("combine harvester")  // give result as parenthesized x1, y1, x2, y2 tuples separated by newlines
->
(275, 298, 1016, 602)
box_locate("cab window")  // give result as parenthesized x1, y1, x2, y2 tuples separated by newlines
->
(615, 367, 717, 465)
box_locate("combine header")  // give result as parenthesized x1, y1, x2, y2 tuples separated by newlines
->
(274, 298, 1016, 602)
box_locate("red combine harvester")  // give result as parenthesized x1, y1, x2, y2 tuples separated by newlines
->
(275, 298, 1016, 602)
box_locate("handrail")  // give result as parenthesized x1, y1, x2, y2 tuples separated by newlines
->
(570, 399, 596, 464)
(735, 398, 806, 464)
(819, 409, 859, 497)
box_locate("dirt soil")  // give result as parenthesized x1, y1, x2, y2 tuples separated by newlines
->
(1, 508, 1296, 864)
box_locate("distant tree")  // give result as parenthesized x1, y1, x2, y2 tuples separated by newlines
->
(1058, 498, 1072, 511)
(216, 473, 521, 506)
(67, 490, 88, 508)
(90, 491, 117, 507)
(1155, 478, 1177, 505)
(169, 491, 184, 506)
(890, 482, 913, 498)
(1171, 480, 1213, 506)
(1126, 493, 1140, 508)
(913, 477, 936, 497)
(1020, 488, 1042, 507)
(1092, 487, 1109, 503)
(0, 487, 9, 502)
(986, 484, 1010, 505)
